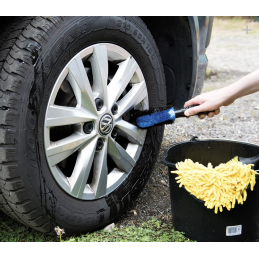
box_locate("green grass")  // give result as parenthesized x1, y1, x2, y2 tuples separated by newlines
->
(0, 212, 57, 242)
(0, 212, 193, 242)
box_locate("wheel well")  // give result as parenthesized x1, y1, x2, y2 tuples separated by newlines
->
(140, 16, 193, 109)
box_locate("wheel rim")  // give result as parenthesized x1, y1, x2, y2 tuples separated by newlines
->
(44, 43, 149, 200)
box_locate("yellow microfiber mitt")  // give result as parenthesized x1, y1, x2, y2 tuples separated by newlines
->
(171, 157, 257, 214)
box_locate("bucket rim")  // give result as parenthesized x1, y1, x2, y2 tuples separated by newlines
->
(161, 136, 259, 167)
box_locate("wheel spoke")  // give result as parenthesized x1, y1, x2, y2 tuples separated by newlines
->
(91, 140, 108, 198)
(126, 143, 143, 161)
(107, 136, 136, 174)
(115, 119, 146, 145)
(90, 45, 108, 107)
(46, 132, 96, 167)
(45, 105, 97, 127)
(107, 57, 138, 109)
(67, 54, 97, 115)
(114, 81, 147, 119)
(68, 136, 98, 199)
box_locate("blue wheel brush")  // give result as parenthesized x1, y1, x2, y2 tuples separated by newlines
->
(132, 105, 213, 129)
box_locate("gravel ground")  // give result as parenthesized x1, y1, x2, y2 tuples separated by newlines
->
(115, 17, 259, 227)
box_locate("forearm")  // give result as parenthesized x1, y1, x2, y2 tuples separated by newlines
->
(225, 69, 259, 101)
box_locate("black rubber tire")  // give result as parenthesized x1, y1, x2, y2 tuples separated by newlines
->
(0, 16, 166, 236)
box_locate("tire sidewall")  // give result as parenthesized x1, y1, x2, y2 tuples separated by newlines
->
(21, 16, 166, 234)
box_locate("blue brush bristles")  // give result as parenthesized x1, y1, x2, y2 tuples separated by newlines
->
(136, 107, 176, 128)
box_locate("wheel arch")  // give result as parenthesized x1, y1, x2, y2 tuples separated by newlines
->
(140, 16, 212, 109)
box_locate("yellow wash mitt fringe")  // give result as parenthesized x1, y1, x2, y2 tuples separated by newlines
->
(171, 157, 257, 214)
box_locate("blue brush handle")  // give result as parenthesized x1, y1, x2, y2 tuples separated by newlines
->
(135, 105, 216, 129)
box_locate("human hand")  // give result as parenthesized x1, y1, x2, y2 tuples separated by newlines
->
(184, 87, 234, 119)
(184, 69, 259, 119)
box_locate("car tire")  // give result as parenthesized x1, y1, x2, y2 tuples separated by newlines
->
(0, 16, 166, 235)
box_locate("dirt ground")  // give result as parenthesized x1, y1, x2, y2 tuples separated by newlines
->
(115, 17, 259, 227)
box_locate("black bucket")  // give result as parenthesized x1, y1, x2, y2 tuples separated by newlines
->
(161, 137, 259, 242)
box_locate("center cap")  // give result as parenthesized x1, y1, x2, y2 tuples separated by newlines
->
(99, 114, 113, 135)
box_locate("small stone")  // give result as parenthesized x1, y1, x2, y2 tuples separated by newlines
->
(161, 180, 167, 186)
(104, 223, 115, 232)
(254, 106, 259, 110)
(130, 210, 137, 215)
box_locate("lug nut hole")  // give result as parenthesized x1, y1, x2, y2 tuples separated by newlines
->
(95, 98, 104, 111)
(111, 127, 118, 138)
(96, 139, 104, 150)
(83, 122, 93, 134)
(111, 104, 118, 115)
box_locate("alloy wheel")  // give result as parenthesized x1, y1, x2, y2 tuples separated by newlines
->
(44, 43, 149, 200)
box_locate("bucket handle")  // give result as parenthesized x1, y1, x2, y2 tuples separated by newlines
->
(161, 149, 174, 167)
(190, 136, 199, 142)
(161, 136, 200, 167)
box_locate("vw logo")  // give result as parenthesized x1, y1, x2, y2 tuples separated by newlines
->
(99, 114, 113, 135)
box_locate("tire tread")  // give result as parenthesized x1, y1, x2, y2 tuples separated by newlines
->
(0, 16, 66, 234)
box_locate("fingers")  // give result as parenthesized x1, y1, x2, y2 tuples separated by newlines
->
(184, 97, 202, 108)
(208, 112, 215, 118)
(197, 108, 221, 119)
(215, 108, 220, 115)
(185, 106, 221, 119)
(184, 105, 204, 117)
(198, 111, 214, 119)
(198, 114, 206, 119)
(206, 108, 221, 118)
